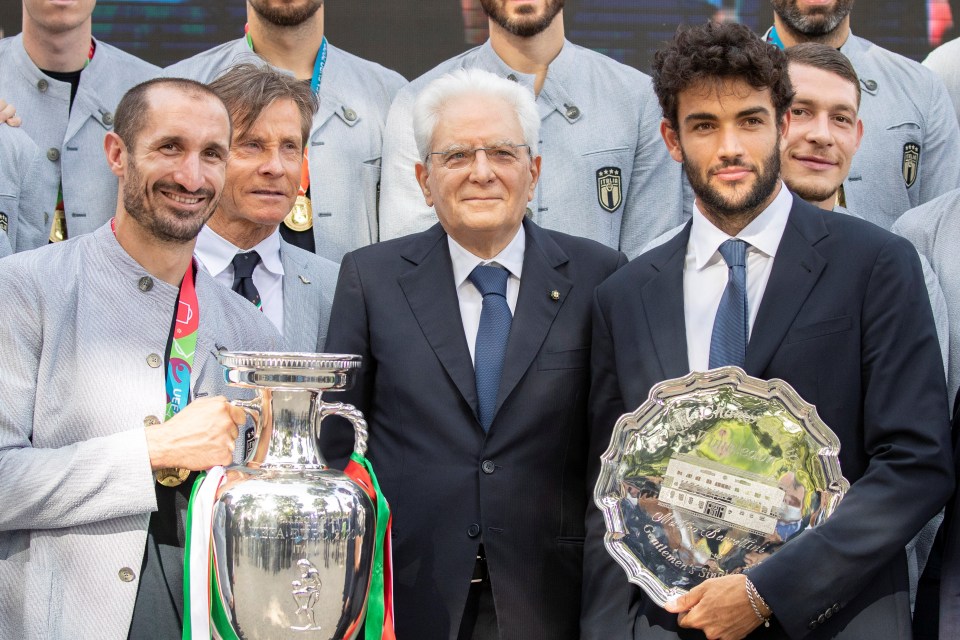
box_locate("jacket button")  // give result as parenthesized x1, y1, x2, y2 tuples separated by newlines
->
(46, 147, 60, 162)
(808, 621, 817, 630)
(138, 276, 154, 292)
(146, 353, 162, 368)
(565, 105, 581, 120)
(102, 112, 114, 126)
(832, 603, 840, 613)
(817, 614, 825, 624)
(143, 415, 161, 427)
(118, 567, 136, 582)
(481, 460, 495, 474)
(37, 78, 48, 92)
(342, 107, 357, 122)
(467, 523, 480, 538)
(824, 609, 832, 619)
(507, 74, 518, 82)
(863, 79, 878, 91)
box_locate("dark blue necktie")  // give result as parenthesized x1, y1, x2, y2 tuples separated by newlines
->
(231, 251, 262, 309)
(469, 264, 512, 432)
(709, 239, 748, 369)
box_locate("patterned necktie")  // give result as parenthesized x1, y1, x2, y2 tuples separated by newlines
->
(469, 264, 512, 432)
(231, 251, 262, 309)
(709, 239, 749, 369)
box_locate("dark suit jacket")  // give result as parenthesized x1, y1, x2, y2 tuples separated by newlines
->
(583, 197, 953, 639)
(321, 218, 626, 640)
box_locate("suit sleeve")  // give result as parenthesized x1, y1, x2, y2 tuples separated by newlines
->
(618, 76, 686, 260)
(581, 285, 639, 640)
(0, 265, 156, 532)
(748, 235, 954, 637)
(320, 252, 377, 470)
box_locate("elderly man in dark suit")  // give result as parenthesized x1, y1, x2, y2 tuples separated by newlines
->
(322, 67, 625, 640)
(582, 22, 953, 640)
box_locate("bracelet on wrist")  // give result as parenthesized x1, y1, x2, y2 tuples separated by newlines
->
(745, 577, 771, 628)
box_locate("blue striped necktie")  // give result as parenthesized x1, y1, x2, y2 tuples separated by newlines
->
(469, 264, 512, 432)
(709, 239, 749, 369)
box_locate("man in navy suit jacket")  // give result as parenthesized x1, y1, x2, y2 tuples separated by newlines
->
(322, 68, 625, 640)
(582, 22, 952, 640)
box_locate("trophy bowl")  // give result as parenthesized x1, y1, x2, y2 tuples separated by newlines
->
(594, 367, 849, 607)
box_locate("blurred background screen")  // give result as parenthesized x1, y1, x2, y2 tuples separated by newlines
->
(0, 1, 956, 79)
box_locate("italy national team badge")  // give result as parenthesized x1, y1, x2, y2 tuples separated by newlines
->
(0, 212, 7, 232)
(597, 166, 623, 213)
(902, 143, 920, 188)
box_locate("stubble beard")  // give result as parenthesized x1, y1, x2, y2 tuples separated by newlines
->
(682, 140, 782, 222)
(249, 0, 324, 28)
(772, 0, 854, 37)
(123, 157, 218, 244)
(480, 0, 564, 38)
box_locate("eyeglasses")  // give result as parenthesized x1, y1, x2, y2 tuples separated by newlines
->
(426, 144, 531, 171)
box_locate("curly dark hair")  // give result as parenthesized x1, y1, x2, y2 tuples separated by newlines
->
(653, 22, 794, 131)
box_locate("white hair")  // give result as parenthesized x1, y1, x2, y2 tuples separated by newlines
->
(412, 68, 540, 162)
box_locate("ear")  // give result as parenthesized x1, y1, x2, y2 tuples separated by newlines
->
(527, 154, 542, 202)
(415, 162, 433, 207)
(104, 131, 126, 179)
(660, 119, 683, 163)
(853, 118, 864, 153)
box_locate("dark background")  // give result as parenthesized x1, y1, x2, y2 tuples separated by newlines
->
(0, 1, 953, 80)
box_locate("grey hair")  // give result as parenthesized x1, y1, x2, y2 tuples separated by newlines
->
(412, 68, 540, 162)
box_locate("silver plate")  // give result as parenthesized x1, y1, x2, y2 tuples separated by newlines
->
(594, 367, 849, 607)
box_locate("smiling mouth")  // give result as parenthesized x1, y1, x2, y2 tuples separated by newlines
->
(792, 155, 838, 170)
(162, 191, 204, 205)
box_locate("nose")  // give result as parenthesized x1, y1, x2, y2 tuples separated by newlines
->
(468, 149, 496, 183)
(717, 126, 745, 161)
(804, 112, 833, 147)
(259, 146, 285, 176)
(173, 152, 204, 193)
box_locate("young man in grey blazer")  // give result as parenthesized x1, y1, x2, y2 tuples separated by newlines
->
(0, 0, 157, 249)
(378, 0, 686, 258)
(194, 64, 339, 353)
(165, 0, 405, 262)
(0, 78, 282, 640)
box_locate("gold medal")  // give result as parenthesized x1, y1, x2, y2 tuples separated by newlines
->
(284, 195, 313, 232)
(48, 209, 67, 243)
(155, 466, 191, 487)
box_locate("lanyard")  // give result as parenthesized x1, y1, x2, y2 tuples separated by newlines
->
(244, 25, 325, 196)
(110, 218, 199, 418)
(766, 26, 786, 50)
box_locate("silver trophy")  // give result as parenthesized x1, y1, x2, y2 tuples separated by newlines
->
(594, 367, 849, 607)
(211, 352, 375, 639)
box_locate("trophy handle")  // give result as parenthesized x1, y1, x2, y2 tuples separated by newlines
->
(316, 402, 369, 458)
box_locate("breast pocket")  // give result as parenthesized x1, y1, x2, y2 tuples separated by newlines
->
(785, 316, 852, 344)
(538, 347, 590, 371)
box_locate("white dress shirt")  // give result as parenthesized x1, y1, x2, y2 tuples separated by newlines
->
(684, 184, 793, 372)
(194, 225, 286, 335)
(448, 225, 525, 364)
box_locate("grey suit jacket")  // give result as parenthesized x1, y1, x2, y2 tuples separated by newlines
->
(0, 125, 45, 253)
(0, 225, 282, 640)
(378, 39, 686, 258)
(0, 35, 157, 245)
(165, 39, 406, 261)
(280, 239, 339, 352)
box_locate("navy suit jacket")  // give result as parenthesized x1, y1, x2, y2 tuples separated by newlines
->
(584, 197, 953, 639)
(321, 218, 626, 640)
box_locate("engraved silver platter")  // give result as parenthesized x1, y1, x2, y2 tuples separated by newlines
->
(594, 367, 849, 607)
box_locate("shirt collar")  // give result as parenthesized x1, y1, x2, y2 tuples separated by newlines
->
(448, 223, 526, 289)
(689, 181, 793, 270)
(195, 225, 286, 277)
(476, 38, 579, 116)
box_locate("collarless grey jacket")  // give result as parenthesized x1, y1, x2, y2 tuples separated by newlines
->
(0, 35, 158, 247)
(0, 225, 282, 639)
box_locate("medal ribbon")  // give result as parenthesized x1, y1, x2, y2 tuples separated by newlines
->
(244, 24, 324, 198)
(766, 25, 786, 49)
(50, 40, 97, 242)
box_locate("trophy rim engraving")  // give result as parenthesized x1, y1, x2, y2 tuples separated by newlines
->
(594, 366, 850, 607)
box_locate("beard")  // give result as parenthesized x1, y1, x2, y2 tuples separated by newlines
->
(787, 178, 840, 205)
(771, 0, 855, 37)
(480, 0, 564, 38)
(683, 139, 782, 220)
(248, 0, 323, 28)
(123, 156, 218, 244)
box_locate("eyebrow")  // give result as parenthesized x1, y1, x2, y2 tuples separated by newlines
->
(436, 139, 519, 152)
(792, 97, 858, 113)
(684, 106, 772, 123)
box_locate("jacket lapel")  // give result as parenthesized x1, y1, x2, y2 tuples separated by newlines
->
(280, 243, 321, 352)
(642, 224, 691, 380)
(398, 225, 480, 421)
(745, 201, 828, 376)
(493, 221, 572, 420)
